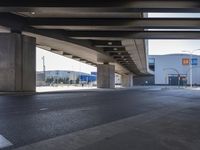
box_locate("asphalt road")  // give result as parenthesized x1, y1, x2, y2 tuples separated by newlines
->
(0, 87, 200, 150)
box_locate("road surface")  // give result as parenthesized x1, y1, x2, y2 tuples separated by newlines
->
(0, 87, 200, 150)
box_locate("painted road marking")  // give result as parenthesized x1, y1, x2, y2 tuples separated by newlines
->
(39, 108, 48, 111)
(0, 135, 13, 149)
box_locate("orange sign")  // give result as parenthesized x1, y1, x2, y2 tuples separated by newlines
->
(182, 58, 189, 65)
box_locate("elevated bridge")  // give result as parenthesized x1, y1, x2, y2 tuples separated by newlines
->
(0, 0, 199, 91)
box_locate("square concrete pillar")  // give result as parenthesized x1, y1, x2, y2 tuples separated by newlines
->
(97, 64, 115, 88)
(0, 33, 36, 92)
(122, 74, 133, 87)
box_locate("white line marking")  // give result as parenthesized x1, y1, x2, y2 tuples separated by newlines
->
(39, 108, 48, 111)
(0, 135, 13, 148)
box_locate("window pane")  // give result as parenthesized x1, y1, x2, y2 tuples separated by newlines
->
(192, 58, 198, 65)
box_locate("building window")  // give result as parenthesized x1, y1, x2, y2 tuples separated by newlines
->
(192, 58, 198, 65)
(182, 58, 189, 65)
(148, 58, 155, 71)
(149, 58, 155, 65)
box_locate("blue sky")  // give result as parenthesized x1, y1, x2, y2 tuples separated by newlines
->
(36, 13, 200, 71)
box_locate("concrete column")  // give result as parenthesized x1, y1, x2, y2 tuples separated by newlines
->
(122, 74, 133, 87)
(97, 64, 115, 88)
(0, 33, 36, 92)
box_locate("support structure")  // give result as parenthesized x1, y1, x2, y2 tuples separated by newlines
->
(97, 64, 115, 88)
(0, 33, 36, 92)
(122, 74, 133, 88)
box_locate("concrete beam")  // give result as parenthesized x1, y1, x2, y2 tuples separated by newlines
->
(51, 49, 64, 55)
(0, 13, 117, 63)
(92, 40, 122, 47)
(0, 13, 145, 75)
(68, 31, 200, 40)
(63, 54, 73, 58)
(29, 18, 200, 30)
(0, 1, 199, 12)
(103, 47, 126, 52)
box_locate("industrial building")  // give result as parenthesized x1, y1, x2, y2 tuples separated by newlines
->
(36, 70, 121, 86)
(36, 70, 95, 86)
(149, 54, 200, 86)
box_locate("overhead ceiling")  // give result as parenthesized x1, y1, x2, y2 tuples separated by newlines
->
(0, 0, 199, 75)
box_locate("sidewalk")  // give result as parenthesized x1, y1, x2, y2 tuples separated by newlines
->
(36, 85, 97, 92)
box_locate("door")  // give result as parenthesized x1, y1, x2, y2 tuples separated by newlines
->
(168, 76, 178, 85)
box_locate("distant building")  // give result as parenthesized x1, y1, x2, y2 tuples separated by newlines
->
(115, 74, 121, 85)
(149, 54, 200, 85)
(46, 70, 95, 84)
(36, 70, 122, 86)
(36, 72, 46, 86)
(79, 74, 97, 84)
(36, 70, 95, 85)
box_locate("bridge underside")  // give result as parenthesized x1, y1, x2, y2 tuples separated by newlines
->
(0, 11, 147, 75)
(0, 0, 199, 91)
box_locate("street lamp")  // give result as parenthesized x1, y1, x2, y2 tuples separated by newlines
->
(182, 49, 200, 88)
(41, 56, 46, 81)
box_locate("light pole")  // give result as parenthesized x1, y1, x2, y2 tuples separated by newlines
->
(41, 56, 46, 82)
(182, 49, 200, 88)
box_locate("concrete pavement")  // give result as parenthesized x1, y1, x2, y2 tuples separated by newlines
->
(0, 87, 200, 150)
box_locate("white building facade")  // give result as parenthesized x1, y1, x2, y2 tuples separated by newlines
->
(149, 54, 200, 85)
